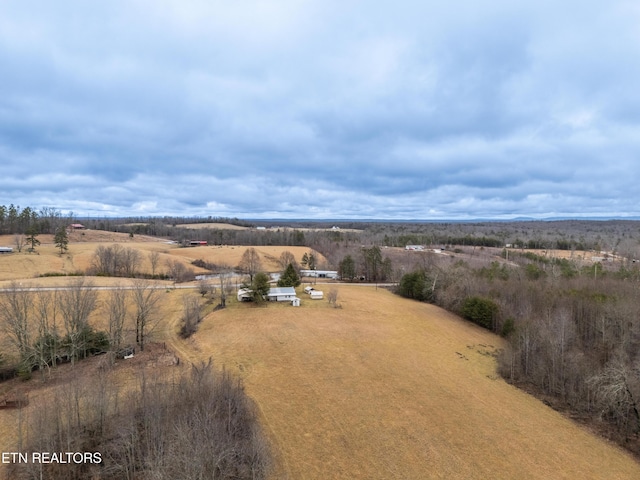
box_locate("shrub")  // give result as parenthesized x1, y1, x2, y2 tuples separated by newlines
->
(501, 317, 515, 337)
(461, 296, 499, 330)
(398, 271, 428, 302)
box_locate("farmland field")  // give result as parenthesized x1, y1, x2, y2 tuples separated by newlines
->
(1, 234, 640, 479)
(167, 286, 640, 479)
(0, 232, 323, 283)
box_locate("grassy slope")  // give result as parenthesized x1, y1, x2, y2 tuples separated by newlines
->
(179, 286, 640, 479)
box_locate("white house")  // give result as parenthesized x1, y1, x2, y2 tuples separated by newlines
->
(267, 287, 297, 302)
(299, 270, 339, 279)
(238, 286, 300, 304)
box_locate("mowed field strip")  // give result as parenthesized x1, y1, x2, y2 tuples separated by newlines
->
(181, 286, 640, 480)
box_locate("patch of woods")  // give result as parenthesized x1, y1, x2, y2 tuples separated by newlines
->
(0, 278, 167, 380)
(7, 360, 271, 480)
(394, 253, 640, 456)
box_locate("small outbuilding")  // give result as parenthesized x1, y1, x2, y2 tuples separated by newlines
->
(0, 247, 13, 254)
(310, 290, 324, 300)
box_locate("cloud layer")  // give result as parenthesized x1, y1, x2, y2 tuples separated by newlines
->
(1, 0, 639, 219)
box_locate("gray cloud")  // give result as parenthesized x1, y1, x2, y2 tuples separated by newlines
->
(1, 1, 639, 219)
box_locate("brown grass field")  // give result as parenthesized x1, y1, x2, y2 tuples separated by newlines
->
(177, 222, 251, 230)
(166, 286, 640, 479)
(0, 232, 323, 283)
(177, 223, 363, 233)
(1, 233, 640, 478)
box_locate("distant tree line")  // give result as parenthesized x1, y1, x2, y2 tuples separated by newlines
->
(0, 205, 72, 235)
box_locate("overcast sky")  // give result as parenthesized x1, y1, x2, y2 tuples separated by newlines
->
(1, 1, 639, 219)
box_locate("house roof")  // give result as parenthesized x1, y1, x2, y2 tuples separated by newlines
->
(268, 287, 296, 296)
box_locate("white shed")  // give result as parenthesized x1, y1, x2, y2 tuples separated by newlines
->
(310, 290, 324, 300)
(0, 247, 13, 254)
(291, 297, 301, 307)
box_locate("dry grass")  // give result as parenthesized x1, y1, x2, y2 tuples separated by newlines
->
(0, 232, 322, 283)
(168, 245, 326, 272)
(170, 286, 640, 479)
(1, 233, 640, 479)
(178, 222, 251, 230)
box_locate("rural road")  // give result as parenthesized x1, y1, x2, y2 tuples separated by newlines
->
(0, 281, 397, 293)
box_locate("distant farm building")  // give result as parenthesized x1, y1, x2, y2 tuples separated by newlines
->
(69, 223, 86, 230)
(0, 247, 13, 254)
(300, 270, 339, 279)
(189, 240, 208, 247)
(405, 245, 425, 251)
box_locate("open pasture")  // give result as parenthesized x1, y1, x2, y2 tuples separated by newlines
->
(0, 231, 323, 284)
(177, 222, 251, 230)
(168, 245, 325, 272)
(177, 285, 640, 479)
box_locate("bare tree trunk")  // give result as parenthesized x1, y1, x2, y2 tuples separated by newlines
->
(105, 286, 128, 356)
(59, 277, 98, 365)
(0, 281, 32, 366)
(131, 279, 162, 351)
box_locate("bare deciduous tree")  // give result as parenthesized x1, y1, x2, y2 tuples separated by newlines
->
(148, 250, 161, 277)
(92, 244, 142, 277)
(278, 250, 297, 271)
(131, 279, 162, 351)
(122, 247, 141, 277)
(10, 360, 272, 480)
(105, 286, 128, 356)
(180, 294, 202, 338)
(588, 360, 640, 439)
(0, 282, 32, 364)
(217, 263, 233, 308)
(58, 278, 99, 365)
(239, 247, 261, 282)
(166, 258, 192, 284)
(33, 290, 59, 377)
(13, 234, 25, 253)
(198, 278, 215, 298)
(327, 288, 339, 307)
